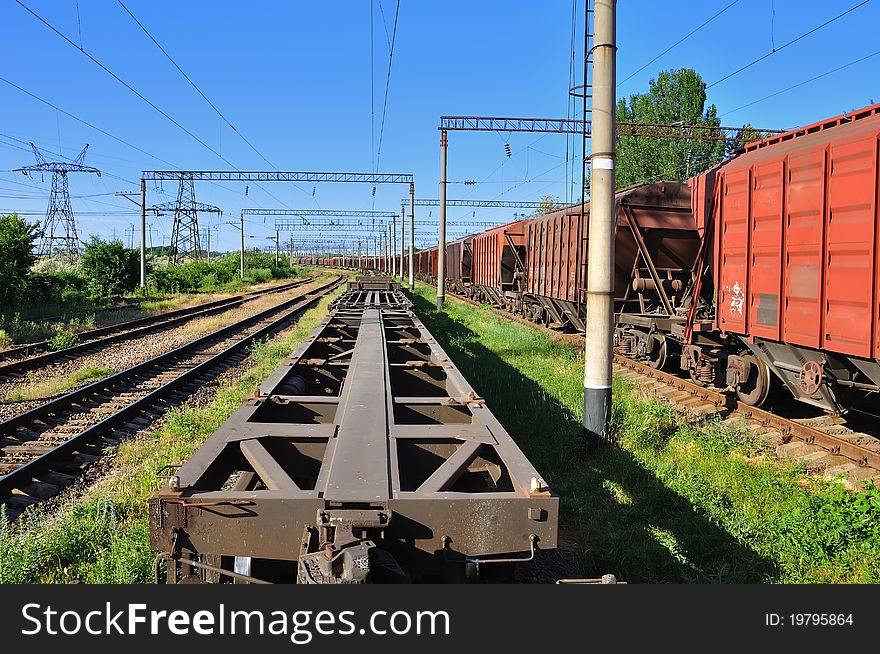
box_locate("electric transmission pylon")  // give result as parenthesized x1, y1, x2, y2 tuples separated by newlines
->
(148, 173, 221, 263)
(14, 143, 101, 255)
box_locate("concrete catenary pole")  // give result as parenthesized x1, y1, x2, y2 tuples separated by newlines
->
(275, 229, 280, 267)
(400, 203, 405, 280)
(437, 129, 448, 308)
(139, 178, 147, 289)
(239, 214, 245, 280)
(391, 213, 397, 277)
(206, 225, 211, 263)
(409, 182, 415, 290)
(583, 0, 617, 447)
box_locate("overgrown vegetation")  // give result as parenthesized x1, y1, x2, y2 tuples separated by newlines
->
(0, 288, 340, 583)
(4, 366, 112, 402)
(147, 251, 298, 294)
(80, 237, 139, 299)
(0, 213, 302, 347)
(406, 286, 879, 583)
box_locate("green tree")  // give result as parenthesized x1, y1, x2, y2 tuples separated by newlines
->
(530, 194, 561, 217)
(615, 68, 726, 188)
(0, 213, 40, 306)
(80, 237, 139, 299)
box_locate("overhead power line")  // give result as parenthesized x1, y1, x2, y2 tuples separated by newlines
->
(375, 0, 401, 173)
(708, 0, 871, 88)
(17, 1, 228, 167)
(721, 48, 880, 116)
(0, 75, 178, 182)
(16, 0, 299, 210)
(115, 0, 286, 176)
(618, 0, 740, 89)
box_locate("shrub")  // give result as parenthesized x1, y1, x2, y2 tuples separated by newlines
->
(246, 267, 272, 284)
(0, 214, 40, 306)
(81, 237, 139, 300)
(48, 330, 79, 350)
(0, 329, 11, 348)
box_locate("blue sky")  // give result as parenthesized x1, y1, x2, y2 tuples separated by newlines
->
(1, 0, 878, 253)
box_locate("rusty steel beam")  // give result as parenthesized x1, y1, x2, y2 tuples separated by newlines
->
(143, 171, 414, 183)
(438, 116, 784, 141)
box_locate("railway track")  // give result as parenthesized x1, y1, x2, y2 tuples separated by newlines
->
(0, 278, 313, 375)
(422, 283, 880, 489)
(0, 276, 343, 520)
(612, 355, 880, 487)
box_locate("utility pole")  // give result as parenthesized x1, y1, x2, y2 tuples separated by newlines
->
(275, 228, 280, 267)
(437, 130, 448, 308)
(391, 213, 397, 277)
(239, 214, 245, 279)
(583, 0, 616, 447)
(409, 182, 415, 290)
(400, 203, 405, 281)
(206, 226, 211, 263)
(140, 178, 146, 288)
(358, 239, 362, 269)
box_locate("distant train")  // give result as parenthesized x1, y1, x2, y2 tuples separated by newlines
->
(322, 103, 880, 416)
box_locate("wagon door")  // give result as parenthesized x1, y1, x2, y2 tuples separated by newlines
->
(717, 168, 750, 334)
(783, 148, 826, 349)
(823, 136, 877, 358)
(748, 160, 784, 341)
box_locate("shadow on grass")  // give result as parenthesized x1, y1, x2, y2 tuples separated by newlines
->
(410, 291, 779, 583)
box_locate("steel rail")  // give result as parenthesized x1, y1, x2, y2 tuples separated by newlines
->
(0, 276, 343, 499)
(0, 279, 310, 374)
(612, 354, 880, 470)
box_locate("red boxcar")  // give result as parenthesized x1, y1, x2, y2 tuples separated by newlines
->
(444, 236, 474, 294)
(470, 220, 527, 309)
(689, 103, 880, 412)
(415, 247, 438, 283)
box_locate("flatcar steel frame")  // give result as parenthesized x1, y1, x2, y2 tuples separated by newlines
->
(150, 285, 557, 583)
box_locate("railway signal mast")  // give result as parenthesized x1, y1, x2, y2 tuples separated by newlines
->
(15, 143, 101, 256)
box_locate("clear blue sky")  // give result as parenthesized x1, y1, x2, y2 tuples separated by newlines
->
(1, 0, 878, 253)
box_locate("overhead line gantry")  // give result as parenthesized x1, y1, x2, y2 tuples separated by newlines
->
(139, 171, 416, 288)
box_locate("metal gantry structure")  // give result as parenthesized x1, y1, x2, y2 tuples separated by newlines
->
(15, 143, 101, 255)
(242, 208, 398, 271)
(139, 171, 416, 288)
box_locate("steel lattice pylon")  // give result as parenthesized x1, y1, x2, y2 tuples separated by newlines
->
(150, 174, 221, 264)
(14, 143, 101, 255)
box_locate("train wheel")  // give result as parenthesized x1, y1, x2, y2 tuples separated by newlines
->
(646, 335, 668, 370)
(736, 354, 772, 406)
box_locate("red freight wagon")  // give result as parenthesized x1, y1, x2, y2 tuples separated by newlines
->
(471, 220, 527, 309)
(523, 182, 700, 335)
(692, 103, 880, 412)
(444, 236, 474, 295)
(417, 247, 438, 283)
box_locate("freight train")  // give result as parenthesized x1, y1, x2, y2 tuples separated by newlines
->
(346, 103, 880, 416)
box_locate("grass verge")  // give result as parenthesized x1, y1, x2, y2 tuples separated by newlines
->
(407, 285, 879, 583)
(4, 366, 114, 402)
(0, 288, 341, 583)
